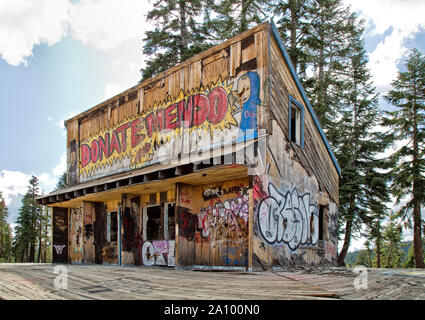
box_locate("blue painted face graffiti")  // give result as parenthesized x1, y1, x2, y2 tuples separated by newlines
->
(238, 72, 260, 133)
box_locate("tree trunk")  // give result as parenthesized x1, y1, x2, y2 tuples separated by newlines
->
(412, 81, 425, 268)
(289, 0, 298, 69)
(413, 200, 425, 268)
(338, 214, 353, 266)
(376, 236, 381, 268)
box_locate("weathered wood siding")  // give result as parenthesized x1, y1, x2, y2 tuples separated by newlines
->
(268, 37, 339, 205)
(65, 24, 270, 185)
(176, 178, 250, 268)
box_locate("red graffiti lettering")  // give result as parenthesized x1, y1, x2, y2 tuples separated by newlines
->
(81, 144, 91, 168)
(90, 140, 99, 163)
(109, 131, 121, 156)
(192, 94, 209, 127)
(165, 103, 178, 130)
(116, 122, 131, 151)
(208, 87, 228, 124)
(131, 119, 143, 148)
(98, 133, 109, 161)
(178, 99, 192, 128)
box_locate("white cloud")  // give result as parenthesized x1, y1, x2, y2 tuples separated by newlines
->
(0, 0, 70, 66)
(0, 170, 31, 206)
(0, 0, 152, 66)
(68, 0, 151, 51)
(38, 173, 57, 189)
(104, 82, 128, 100)
(0, 151, 66, 210)
(344, 0, 425, 87)
(53, 153, 67, 176)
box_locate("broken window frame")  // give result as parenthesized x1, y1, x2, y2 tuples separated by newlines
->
(288, 95, 305, 148)
(142, 202, 176, 241)
(107, 211, 118, 243)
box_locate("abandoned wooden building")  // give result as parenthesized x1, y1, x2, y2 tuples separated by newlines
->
(37, 22, 340, 271)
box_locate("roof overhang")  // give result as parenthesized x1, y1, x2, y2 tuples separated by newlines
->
(37, 138, 258, 207)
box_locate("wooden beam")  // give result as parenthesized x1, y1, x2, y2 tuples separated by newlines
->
(116, 179, 130, 188)
(193, 161, 213, 171)
(94, 185, 105, 193)
(129, 175, 144, 185)
(158, 168, 175, 180)
(175, 163, 194, 176)
(83, 187, 94, 195)
(74, 190, 83, 198)
(143, 171, 159, 182)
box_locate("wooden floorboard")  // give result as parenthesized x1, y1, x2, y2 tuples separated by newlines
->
(0, 264, 424, 300)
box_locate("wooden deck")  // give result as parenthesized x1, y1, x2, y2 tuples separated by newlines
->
(0, 264, 424, 300)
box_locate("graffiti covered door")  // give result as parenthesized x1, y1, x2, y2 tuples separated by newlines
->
(69, 207, 84, 264)
(141, 203, 176, 267)
(178, 180, 249, 268)
(52, 207, 68, 263)
(122, 197, 142, 265)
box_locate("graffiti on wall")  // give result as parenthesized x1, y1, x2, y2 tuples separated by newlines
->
(197, 189, 249, 242)
(179, 184, 249, 243)
(70, 208, 83, 253)
(79, 73, 261, 180)
(142, 240, 175, 267)
(257, 183, 319, 250)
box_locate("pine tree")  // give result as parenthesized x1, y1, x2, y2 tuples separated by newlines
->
(208, 0, 269, 40)
(55, 172, 67, 191)
(302, 0, 358, 134)
(12, 176, 41, 263)
(354, 247, 371, 268)
(334, 19, 390, 266)
(141, 0, 215, 81)
(383, 48, 425, 268)
(0, 192, 13, 262)
(272, 0, 314, 77)
(381, 215, 403, 268)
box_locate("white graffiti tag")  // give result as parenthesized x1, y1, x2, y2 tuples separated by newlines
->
(258, 184, 319, 250)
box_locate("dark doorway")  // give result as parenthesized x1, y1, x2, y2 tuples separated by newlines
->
(167, 204, 175, 240)
(52, 207, 68, 263)
(147, 205, 162, 240)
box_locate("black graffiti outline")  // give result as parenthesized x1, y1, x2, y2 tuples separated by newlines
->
(257, 184, 319, 250)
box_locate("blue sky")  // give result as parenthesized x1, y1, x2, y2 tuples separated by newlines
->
(0, 0, 424, 252)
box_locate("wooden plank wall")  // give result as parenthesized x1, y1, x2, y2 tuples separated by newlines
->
(176, 178, 250, 268)
(83, 202, 95, 263)
(69, 207, 84, 263)
(269, 38, 339, 205)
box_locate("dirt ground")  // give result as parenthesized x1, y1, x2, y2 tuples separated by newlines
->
(0, 263, 424, 300)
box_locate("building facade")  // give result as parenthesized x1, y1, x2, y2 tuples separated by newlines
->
(38, 22, 340, 271)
